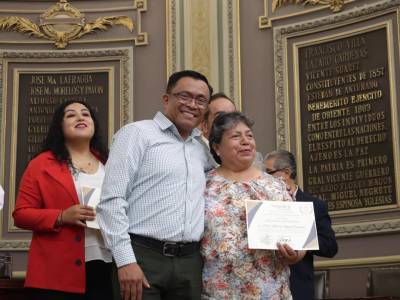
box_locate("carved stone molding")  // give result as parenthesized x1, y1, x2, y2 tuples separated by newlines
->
(315, 254, 400, 269)
(132, 0, 148, 46)
(273, 0, 400, 149)
(0, 240, 30, 251)
(0, 48, 132, 124)
(334, 218, 400, 237)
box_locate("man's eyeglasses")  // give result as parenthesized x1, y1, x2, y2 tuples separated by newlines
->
(171, 92, 209, 108)
(265, 168, 286, 175)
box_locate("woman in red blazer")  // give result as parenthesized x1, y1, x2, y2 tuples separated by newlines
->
(13, 100, 112, 300)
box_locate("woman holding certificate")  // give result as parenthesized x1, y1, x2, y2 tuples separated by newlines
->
(201, 112, 304, 299)
(13, 100, 112, 300)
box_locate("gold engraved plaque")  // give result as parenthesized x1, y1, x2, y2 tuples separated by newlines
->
(15, 71, 110, 193)
(298, 28, 397, 213)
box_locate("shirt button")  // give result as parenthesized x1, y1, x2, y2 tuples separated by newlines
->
(75, 259, 82, 266)
(75, 235, 81, 242)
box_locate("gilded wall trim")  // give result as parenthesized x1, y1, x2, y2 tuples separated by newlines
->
(166, 0, 178, 74)
(272, 0, 346, 13)
(259, 0, 356, 29)
(166, 0, 241, 108)
(0, 0, 148, 47)
(190, 1, 211, 79)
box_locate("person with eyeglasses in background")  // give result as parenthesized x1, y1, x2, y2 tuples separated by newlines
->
(199, 92, 264, 169)
(199, 92, 236, 167)
(264, 150, 338, 300)
(200, 92, 236, 142)
(97, 70, 214, 300)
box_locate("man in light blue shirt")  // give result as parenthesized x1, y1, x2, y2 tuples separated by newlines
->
(97, 70, 213, 300)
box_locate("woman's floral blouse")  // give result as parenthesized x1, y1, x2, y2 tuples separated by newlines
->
(201, 169, 293, 300)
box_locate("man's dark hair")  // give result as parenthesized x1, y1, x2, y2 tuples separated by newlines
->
(166, 70, 213, 96)
(40, 100, 108, 163)
(264, 150, 297, 180)
(209, 111, 254, 164)
(204, 92, 236, 122)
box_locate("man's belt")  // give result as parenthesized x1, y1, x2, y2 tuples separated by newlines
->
(130, 234, 200, 257)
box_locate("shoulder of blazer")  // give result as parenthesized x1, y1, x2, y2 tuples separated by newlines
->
(297, 188, 328, 214)
(27, 151, 62, 172)
(30, 152, 78, 203)
(296, 188, 312, 202)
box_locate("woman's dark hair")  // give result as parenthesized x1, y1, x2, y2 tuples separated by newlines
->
(40, 100, 108, 163)
(209, 111, 254, 164)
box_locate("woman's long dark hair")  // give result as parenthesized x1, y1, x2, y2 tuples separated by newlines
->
(40, 100, 108, 163)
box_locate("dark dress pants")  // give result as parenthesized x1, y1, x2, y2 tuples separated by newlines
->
(114, 239, 203, 300)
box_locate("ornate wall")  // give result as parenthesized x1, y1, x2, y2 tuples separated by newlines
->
(0, 0, 399, 297)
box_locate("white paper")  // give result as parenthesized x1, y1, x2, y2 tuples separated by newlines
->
(0, 185, 4, 210)
(84, 187, 101, 229)
(245, 200, 319, 250)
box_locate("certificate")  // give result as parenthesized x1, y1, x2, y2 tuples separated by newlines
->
(81, 186, 101, 229)
(245, 200, 319, 250)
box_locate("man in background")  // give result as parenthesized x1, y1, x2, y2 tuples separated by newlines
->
(200, 92, 236, 141)
(264, 150, 338, 300)
(200, 92, 264, 168)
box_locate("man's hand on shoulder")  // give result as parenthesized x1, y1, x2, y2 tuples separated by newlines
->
(118, 263, 150, 300)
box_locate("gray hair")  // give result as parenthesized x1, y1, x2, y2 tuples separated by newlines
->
(209, 112, 254, 164)
(264, 150, 297, 180)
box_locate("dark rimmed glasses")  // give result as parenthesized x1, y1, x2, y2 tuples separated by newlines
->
(266, 168, 287, 175)
(171, 92, 209, 108)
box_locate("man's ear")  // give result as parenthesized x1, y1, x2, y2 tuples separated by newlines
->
(162, 94, 169, 105)
(162, 94, 169, 110)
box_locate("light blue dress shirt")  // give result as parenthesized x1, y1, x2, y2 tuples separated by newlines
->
(97, 112, 211, 267)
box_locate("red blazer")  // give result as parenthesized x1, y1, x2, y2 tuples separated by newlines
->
(13, 151, 86, 293)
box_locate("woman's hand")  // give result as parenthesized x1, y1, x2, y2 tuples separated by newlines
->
(276, 243, 306, 265)
(61, 204, 96, 227)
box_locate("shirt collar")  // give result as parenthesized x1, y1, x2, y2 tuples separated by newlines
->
(201, 135, 210, 148)
(153, 111, 201, 140)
